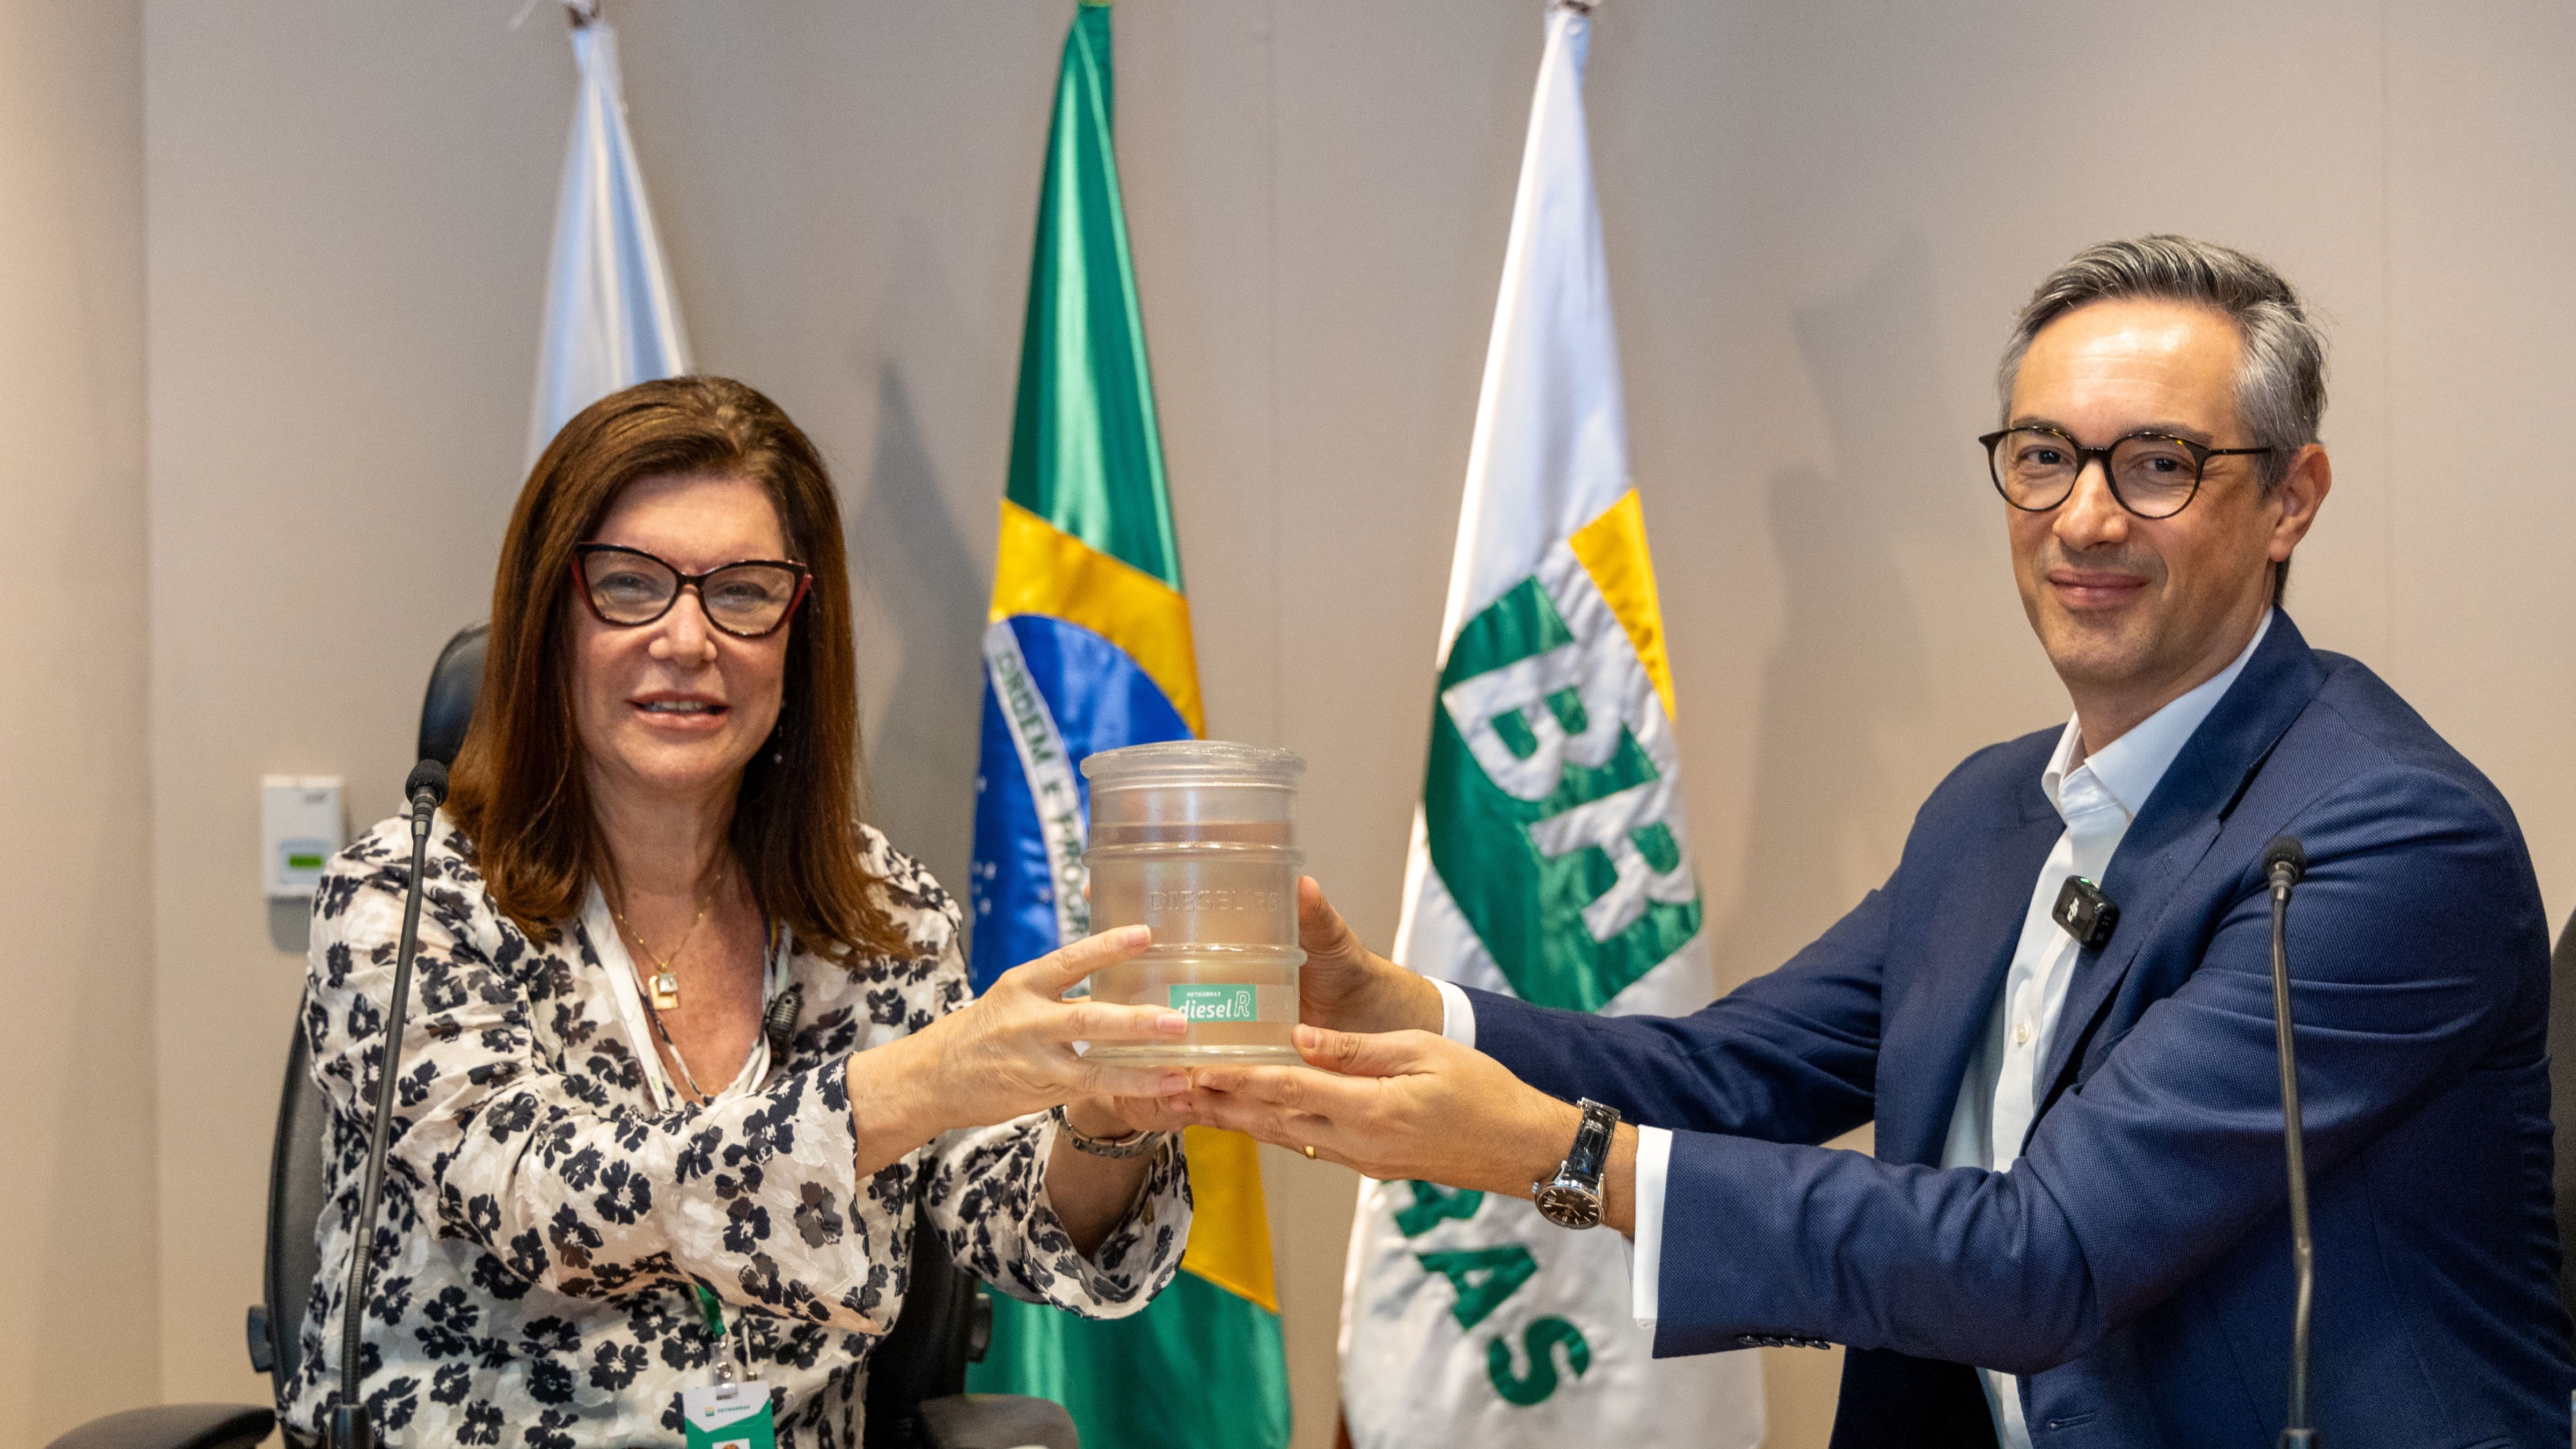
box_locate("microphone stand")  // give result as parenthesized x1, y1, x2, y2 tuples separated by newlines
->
(330, 762, 448, 1449)
(2266, 837, 2319, 1448)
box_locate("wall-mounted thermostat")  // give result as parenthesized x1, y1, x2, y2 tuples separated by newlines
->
(263, 775, 346, 899)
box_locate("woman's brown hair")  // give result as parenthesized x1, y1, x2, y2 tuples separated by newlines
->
(447, 375, 910, 963)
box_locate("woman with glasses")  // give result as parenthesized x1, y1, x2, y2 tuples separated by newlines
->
(287, 376, 1196, 1444)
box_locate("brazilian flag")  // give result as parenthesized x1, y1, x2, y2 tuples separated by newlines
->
(963, 5, 1293, 1447)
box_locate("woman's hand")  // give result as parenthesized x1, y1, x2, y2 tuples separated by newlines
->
(848, 925, 1191, 1172)
(1296, 878, 1446, 1036)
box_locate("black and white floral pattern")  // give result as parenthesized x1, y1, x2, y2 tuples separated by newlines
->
(284, 815, 1187, 1446)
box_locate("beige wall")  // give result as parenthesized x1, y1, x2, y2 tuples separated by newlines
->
(1, 2, 154, 1441)
(143, 4, 565, 1422)
(5, 0, 2556, 1444)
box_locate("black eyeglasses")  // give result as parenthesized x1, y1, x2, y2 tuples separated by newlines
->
(1980, 426, 2273, 519)
(572, 544, 812, 639)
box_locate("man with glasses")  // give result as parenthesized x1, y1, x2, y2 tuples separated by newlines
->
(1182, 237, 2571, 1446)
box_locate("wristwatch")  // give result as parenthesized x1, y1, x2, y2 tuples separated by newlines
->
(1532, 1098, 1621, 1229)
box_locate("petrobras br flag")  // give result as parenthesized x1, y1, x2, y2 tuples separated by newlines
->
(1339, 5, 1763, 1447)
(526, 11, 691, 465)
(963, 7, 1290, 1448)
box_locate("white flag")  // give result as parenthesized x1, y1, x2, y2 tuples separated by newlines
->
(1338, 5, 1762, 1446)
(527, 12, 690, 466)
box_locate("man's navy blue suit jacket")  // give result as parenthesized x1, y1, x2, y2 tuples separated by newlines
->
(1470, 613, 2572, 1446)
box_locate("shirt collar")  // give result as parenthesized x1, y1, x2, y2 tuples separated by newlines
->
(2043, 609, 2274, 822)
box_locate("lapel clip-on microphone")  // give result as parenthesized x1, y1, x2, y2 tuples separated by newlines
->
(2263, 833, 2321, 1448)
(329, 759, 449, 1449)
(2053, 875, 2118, 951)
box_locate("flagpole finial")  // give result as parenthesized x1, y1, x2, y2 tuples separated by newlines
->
(562, 0, 601, 29)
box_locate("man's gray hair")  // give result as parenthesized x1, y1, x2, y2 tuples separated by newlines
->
(1997, 235, 2327, 494)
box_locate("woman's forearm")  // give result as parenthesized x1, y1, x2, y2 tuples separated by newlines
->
(1044, 1100, 1161, 1256)
(843, 1038, 1162, 1247)
(844, 1033, 957, 1179)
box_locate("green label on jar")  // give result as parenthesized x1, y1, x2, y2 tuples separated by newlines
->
(1169, 984, 1258, 1021)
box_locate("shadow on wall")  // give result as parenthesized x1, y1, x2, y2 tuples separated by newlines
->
(1704, 237, 1970, 991)
(850, 361, 986, 894)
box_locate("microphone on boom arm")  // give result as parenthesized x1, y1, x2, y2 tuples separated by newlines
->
(329, 760, 450, 1449)
(2262, 833, 2320, 1448)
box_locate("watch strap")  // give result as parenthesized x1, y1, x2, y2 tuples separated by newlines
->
(1563, 1098, 1619, 1187)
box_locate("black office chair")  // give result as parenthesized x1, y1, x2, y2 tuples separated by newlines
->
(51, 624, 1076, 1449)
(2550, 910, 2576, 1324)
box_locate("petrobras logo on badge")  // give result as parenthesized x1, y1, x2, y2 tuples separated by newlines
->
(1169, 984, 1258, 1021)
(680, 1380, 776, 1449)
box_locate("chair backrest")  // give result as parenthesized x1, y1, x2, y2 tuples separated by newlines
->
(2552, 912, 2576, 1321)
(260, 1015, 330, 1409)
(418, 622, 489, 769)
(865, 1202, 985, 1444)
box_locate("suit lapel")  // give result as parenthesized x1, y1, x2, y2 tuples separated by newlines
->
(2026, 807, 2223, 1129)
(1879, 773, 2063, 1166)
(2027, 612, 2331, 1128)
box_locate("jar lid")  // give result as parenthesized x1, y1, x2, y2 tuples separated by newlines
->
(1081, 740, 1306, 788)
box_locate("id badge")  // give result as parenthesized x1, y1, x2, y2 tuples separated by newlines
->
(681, 1380, 777, 1449)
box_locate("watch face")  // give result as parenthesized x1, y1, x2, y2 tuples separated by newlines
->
(1534, 1183, 1603, 1230)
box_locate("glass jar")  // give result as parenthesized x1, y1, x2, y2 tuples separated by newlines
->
(1079, 741, 1306, 1065)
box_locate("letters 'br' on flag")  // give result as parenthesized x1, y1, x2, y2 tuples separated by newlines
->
(526, 14, 691, 466)
(1339, 6, 1762, 1447)
(963, 8, 1287, 1449)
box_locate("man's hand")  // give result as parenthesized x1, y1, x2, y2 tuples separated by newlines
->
(1296, 879, 1445, 1036)
(1181, 1024, 1631, 1233)
(1072, 1091, 1195, 1139)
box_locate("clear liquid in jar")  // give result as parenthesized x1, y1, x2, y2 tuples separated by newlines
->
(1081, 949, 1304, 1065)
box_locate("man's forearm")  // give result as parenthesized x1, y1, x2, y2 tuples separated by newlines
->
(1380, 964, 1447, 1036)
(1605, 1122, 1637, 1236)
(1323, 954, 1445, 1036)
(1506, 1095, 1638, 1236)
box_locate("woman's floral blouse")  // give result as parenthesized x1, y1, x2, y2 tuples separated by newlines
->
(283, 814, 1188, 1446)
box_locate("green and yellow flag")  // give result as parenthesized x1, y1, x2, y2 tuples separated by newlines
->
(963, 6, 1292, 1447)
(1341, 6, 1760, 1446)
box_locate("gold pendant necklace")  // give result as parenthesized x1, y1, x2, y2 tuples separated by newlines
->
(616, 867, 722, 1012)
